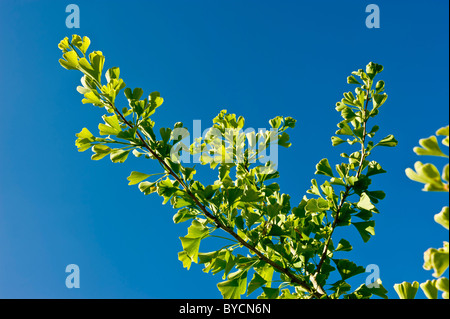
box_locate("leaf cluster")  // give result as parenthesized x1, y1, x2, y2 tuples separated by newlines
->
(395, 126, 449, 299)
(59, 35, 396, 299)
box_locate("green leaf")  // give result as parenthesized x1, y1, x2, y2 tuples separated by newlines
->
(160, 127, 172, 143)
(99, 114, 122, 135)
(269, 116, 283, 129)
(366, 62, 383, 78)
(284, 117, 296, 128)
(91, 144, 111, 160)
(247, 272, 267, 296)
(372, 93, 387, 109)
(394, 281, 419, 299)
(375, 80, 385, 93)
(173, 208, 197, 224)
(305, 198, 329, 213)
(443, 164, 449, 183)
(336, 121, 353, 136)
(117, 127, 137, 141)
(436, 277, 449, 299)
(315, 158, 334, 177)
(423, 245, 449, 278)
(262, 287, 279, 299)
(77, 51, 105, 84)
(434, 206, 449, 230)
(157, 178, 180, 204)
(186, 219, 209, 238)
(367, 125, 379, 138)
(178, 251, 192, 270)
(349, 281, 388, 299)
(331, 136, 345, 146)
(406, 162, 446, 191)
(146, 91, 164, 117)
(356, 193, 375, 211)
(110, 149, 130, 163)
(179, 237, 201, 263)
(347, 75, 361, 85)
(353, 128, 366, 142)
(330, 177, 346, 186)
(59, 50, 79, 70)
(71, 35, 90, 55)
(240, 187, 262, 203)
(353, 221, 375, 242)
(414, 135, 448, 157)
(333, 259, 365, 280)
(278, 132, 291, 148)
(376, 135, 398, 147)
(82, 91, 103, 106)
(366, 280, 389, 299)
(58, 37, 70, 52)
(105, 67, 120, 83)
(336, 238, 352, 252)
(366, 161, 386, 176)
(138, 181, 157, 195)
(124, 87, 144, 101)
(127, 171, 153, 185)
(181, 166, 197, 181)
(75, 128, 95, 152)
(88, 51, 105, 82)
(366, 190, 386, 204)
(420, 280, 438, 299)
(217, 270, 247, 299)
(436, 125, 449, 137)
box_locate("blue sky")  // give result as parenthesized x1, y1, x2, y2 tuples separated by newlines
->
(0, 0, 448, 298)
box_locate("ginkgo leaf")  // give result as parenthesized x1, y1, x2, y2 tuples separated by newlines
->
(127, 171, 153, 185)
(414, 135, 448, 157)
(394, 281, 419, 299)
(315, 158, 334, 177)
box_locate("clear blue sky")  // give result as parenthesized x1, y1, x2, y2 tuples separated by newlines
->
(0, 0, 448, 298)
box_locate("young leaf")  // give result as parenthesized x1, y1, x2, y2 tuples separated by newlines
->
(331, 136, 345, 146)
(356, 193, 375, 211)
(217, 270, 248, 299)
(71, 35, 90, 55)
(366, 161, 386, 176)
(423, 246, 449, 278)
(405, 162, 446, 191)
(413, 135, 448, 157)
(178, 251, 192, 270)
(59, 50, 79, 70)
(105, 67, 120, 83)
(110, 149, 130, 163)
(99, 114, 122, 135)
(262, 287, 280, 299)
(315, 158, 334, 177)
(353, 221, 375, 242)
(336, 238, 352, 252)
(434, 206, 449, 230)
(394, 281, 419, 299)
(91, 144, 111, 160)
(347, 75, 361, 85)
(420, 280, 438, 299)
(127, 171, 153, 185)
(138, 181, 157, 195)
(179, 237, 202, 263)
(75, 128, 95, 152)
(376, 135, 398, 147)
(333, 259, 365, 280)
(247, 272, 267, 296)
(278, 132, 291, 148)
